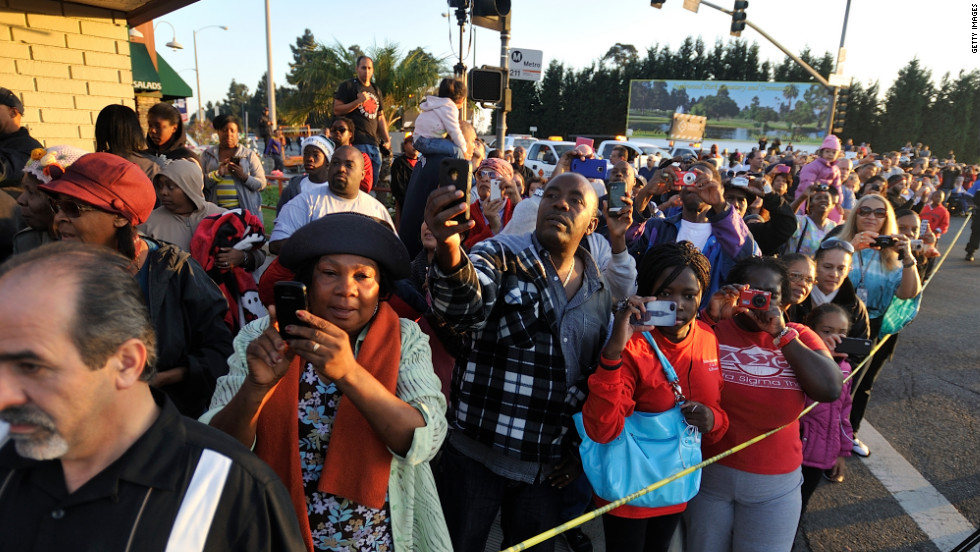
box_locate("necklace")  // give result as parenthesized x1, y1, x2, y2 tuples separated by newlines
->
(551, 256, 575, 287)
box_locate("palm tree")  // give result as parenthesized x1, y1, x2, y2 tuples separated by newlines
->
(783, 84, 799, 112)
(281, 40, 445, 129)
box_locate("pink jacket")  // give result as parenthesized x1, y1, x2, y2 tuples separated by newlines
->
(795, 157, 842, 200)
(413, 96, 467, 151)
(800, 359, 854, 469)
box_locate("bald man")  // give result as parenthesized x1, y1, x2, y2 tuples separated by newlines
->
(425, 173, 612, 551)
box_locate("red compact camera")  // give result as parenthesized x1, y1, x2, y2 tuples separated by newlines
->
(680, 171, 698, 186)
(738, 289, 772, 311)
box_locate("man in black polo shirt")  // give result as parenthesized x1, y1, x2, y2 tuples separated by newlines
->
(333, 55, 391, 191)
(0, 242, 304, 551)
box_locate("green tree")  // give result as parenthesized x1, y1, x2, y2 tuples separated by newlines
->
(878, 58, 934, 151)
(281, 40, 444, 129)
(782, 84, 799, 112)
(220, 79, 251, 127)
(601, 43, 639, 67)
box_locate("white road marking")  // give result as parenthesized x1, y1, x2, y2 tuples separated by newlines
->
(862, 423, 978, 551)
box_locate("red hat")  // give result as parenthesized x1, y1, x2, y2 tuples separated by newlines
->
(40, 153, 155, 225)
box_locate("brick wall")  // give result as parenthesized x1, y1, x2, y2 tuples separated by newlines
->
(0, 0, 135, 150)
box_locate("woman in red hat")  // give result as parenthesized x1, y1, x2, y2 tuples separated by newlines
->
(39, 152, 234, 416)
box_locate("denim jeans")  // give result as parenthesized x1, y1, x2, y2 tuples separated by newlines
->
(435, 441, 563, 552)
(354, 143, 381, 189)
(414, 136, 466, 159)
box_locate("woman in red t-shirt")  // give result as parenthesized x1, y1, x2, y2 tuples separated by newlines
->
(581, 242, 729, 552)
(685, 256, 843, 552)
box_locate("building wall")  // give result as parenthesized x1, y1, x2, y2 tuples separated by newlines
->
(0, 0, 135, 150)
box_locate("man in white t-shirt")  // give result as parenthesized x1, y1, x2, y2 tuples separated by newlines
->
(628, 161, 759, 307)
(269, 146, 393, 253)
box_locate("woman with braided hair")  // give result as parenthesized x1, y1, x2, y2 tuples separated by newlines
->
(580, 241, 729, 552)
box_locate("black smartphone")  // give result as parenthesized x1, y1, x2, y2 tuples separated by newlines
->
(439, 158, 472, 224)
(607, 180, 627, 212)
(274, 281, 308, 340)
(835, 337, 873, 356)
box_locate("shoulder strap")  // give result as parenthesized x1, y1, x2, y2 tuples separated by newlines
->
(640, 331, 687, 406)
(795, 217, 810, 253)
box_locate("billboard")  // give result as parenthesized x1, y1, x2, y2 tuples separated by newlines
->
(627, 80, 832, 143)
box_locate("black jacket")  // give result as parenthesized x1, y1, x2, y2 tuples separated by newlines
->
(786, 277, 871, 364)
(142, 238, 234, 416)
(748, 192, 798, 255)
(0, 127, 43, 187)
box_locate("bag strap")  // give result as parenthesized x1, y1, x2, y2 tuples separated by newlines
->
(641, 331, 687, 406)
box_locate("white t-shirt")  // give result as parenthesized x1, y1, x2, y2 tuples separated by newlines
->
(270, 186, 394, 242)
(676, 219, 713, 252)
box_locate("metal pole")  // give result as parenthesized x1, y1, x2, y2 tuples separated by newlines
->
(699, 0, 832, 92)
(827, 0, 852, 134)
(836, 0, 852, 72)
(265, 0, 277, 132)
(495, 23, 509, 150)
(194, 30, 203, 124)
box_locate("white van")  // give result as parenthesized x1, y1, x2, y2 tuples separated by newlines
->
(525, 141, 576, 178)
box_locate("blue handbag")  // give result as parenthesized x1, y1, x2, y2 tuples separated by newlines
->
(573, 331, 702, 508)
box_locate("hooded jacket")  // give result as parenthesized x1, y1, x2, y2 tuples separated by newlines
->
(145, 116, 188, 155)
(201, 144, 267, 216)
(413, 96, 467, 151)
(140, 158, 225, 251)
(795, 157, 842, 200)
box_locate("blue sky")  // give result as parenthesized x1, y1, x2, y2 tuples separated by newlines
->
(157, 0, 980, 118)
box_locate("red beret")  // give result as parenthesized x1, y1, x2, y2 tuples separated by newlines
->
(40, 153, 155, 225)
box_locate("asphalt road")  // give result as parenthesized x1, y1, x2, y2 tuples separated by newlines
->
(795, 215, 980, 552)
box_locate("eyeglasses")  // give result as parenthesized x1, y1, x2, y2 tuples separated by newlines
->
(50, 198, 99, 218)
(819, 238, 855, 253)
(788, 271, 817, 286)
(857, 206, 888, 219)
(329, 127, 350, 133)
(478, 170, 498, 179)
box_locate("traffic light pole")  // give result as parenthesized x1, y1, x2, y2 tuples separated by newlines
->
(698, 0, 832, 93)
(495, 25, 510, 151)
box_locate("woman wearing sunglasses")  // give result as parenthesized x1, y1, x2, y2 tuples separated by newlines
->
(39, 153, 234, 417)
(824, 194, 920, 456)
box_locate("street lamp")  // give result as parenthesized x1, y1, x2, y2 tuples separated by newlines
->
(193, 25, 229, 124)
(154, 21, 184, 50)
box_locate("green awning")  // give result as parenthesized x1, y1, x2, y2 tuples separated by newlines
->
(156, 52, 193, 99)
(129, 42, 162, 93)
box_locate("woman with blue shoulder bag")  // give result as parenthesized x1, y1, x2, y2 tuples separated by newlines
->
(577, 242, 729, 552)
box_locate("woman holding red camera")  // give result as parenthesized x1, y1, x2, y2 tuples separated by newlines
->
(685, 256, 842, 552)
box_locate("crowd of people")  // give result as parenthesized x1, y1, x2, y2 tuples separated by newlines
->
(0, 70, 977, 552)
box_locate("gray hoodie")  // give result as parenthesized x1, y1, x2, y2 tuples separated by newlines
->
(140, 158, 225, 251)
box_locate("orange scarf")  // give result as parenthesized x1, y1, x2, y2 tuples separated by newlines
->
(254, 302, 402, 551)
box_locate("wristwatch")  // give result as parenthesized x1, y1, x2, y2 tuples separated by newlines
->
(773, 326, 799, 348)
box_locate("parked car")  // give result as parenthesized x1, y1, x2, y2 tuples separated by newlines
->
(670, 145, 700, 159)
(525, 140, 576, 178)
(596, 140, 669, 171)
(488, 134, 537, 153)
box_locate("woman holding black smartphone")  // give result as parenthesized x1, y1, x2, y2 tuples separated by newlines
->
(201, 114, 267, 217)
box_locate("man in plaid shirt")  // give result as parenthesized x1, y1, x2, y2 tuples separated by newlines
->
(424, 172, 614, 551)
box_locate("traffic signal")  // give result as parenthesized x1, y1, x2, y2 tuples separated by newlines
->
(832, 87, 848, 134)
(650, 0, 665, 7)
(468, 66, 505, 104)
(472, 0, 511, 31)
(730, 0, 748, 36)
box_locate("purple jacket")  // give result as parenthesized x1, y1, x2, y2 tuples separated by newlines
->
(800, 359, 854, 469)
(795, 158, 842, 201)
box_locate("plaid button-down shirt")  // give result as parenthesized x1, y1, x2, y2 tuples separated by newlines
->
(430, 232, 611, 465)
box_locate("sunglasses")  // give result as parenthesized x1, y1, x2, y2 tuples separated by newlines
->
(50, 198, 99, 218)
(329, 127, 350, 133)
(478, 170, 498, 179)
(819, 238, 856, 253)
(857, 206, 888, 219)
(788, 271, 817, 286)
